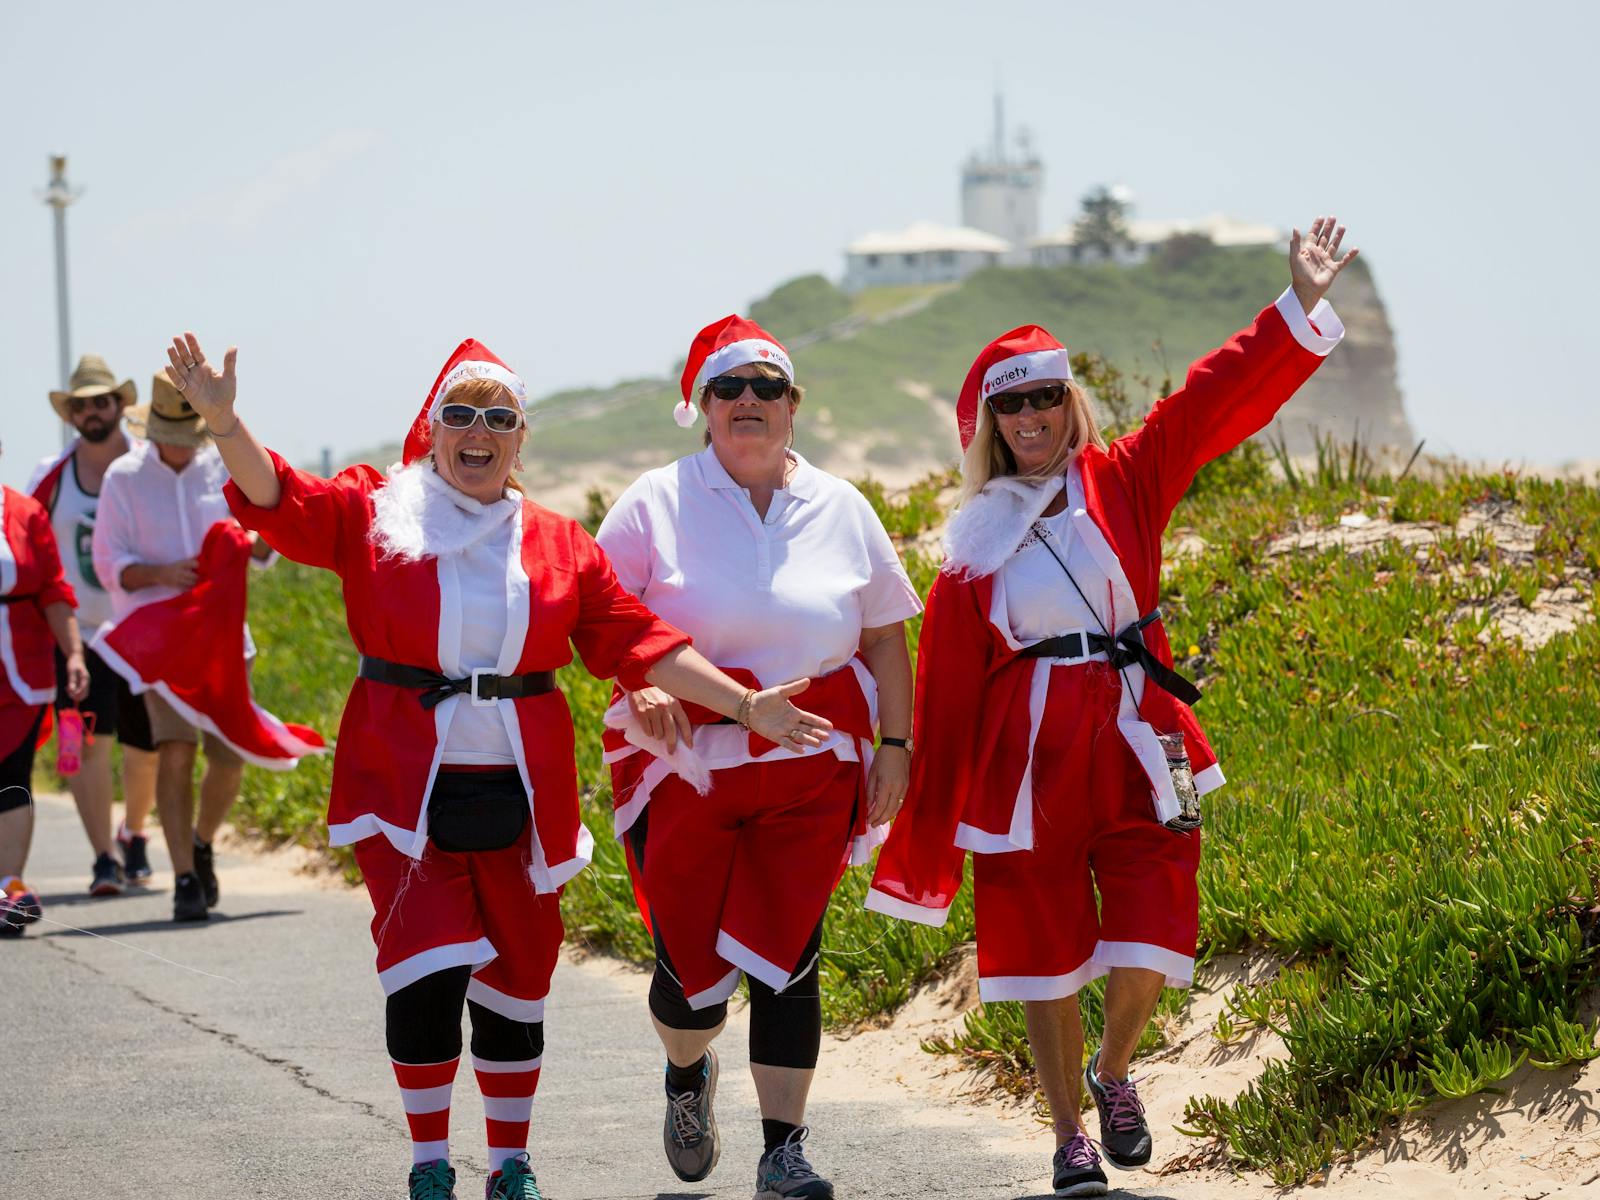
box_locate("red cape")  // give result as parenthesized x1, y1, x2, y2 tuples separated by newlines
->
(93, 521, 324, 770)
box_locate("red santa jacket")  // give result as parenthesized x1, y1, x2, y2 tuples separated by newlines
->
(1, 486, 78, 758)
(868, 289, 1344, 924)
(226, 453, 690, 890)
(92, 520, 325, 769)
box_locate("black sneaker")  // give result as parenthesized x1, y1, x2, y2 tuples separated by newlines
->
(407, 1158, 456, 1199)
(118, 825, 153, 883)
(662, 1048, 720, 1182)
(1052, 1131, 1109, 1196)
(89, 852, 125, 897)
(173, 872, 210, 923)
(755, 1126, 833, 1199)
(193, 837, 219, 908)
(1085, 1049, 1152, 1169)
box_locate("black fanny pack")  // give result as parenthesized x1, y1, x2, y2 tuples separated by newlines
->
(427, 769, 527, 852)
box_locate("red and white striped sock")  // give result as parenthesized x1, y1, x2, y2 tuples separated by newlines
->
(473, 1053, 542, 1171)
(392, 1057, 460, 1165)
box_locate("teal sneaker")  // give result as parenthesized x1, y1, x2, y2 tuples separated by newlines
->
(485, 1152, 541, 1199)
(755, 1126, 833, 1199)
(408, 1158, 456, 1199)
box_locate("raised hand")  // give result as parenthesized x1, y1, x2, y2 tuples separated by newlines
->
(1289, 216, 1359, 313)
(164, 332, 239, 434)
(745, 678, 835, 752)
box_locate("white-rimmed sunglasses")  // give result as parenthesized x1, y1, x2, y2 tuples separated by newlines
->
(436, 403, 524, 433)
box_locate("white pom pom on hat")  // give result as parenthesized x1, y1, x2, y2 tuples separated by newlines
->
(676, 315, 794, 428)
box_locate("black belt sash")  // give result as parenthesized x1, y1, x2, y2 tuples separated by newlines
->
(0, 593, 37, 606)
(359, 655, 556, 711)
(1021, 608, 1202, 706)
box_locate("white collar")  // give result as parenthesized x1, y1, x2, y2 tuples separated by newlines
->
(697, 446, 818, 502)
(368, 459, 519, 562)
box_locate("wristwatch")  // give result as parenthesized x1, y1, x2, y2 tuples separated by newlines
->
(879, 736, 913, 753)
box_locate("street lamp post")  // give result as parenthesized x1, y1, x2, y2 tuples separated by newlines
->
(41, 156, 83, 448)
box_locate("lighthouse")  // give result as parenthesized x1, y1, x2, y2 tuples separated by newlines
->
(960, 92, 1042, 266)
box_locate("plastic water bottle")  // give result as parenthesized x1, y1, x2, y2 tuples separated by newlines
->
(57, 708, 87, 776)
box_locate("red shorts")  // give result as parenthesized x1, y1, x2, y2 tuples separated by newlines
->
(354, 825, 565, 1022)
(636, 752, 860, 1008)
(972, 665, 1202, 1002)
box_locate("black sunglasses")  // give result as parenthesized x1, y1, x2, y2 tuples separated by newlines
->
(706, 375, 790, 402)
(986, 383, 1068, 416)
(70, 394, 116, 415)
(437, 403, 524, 433)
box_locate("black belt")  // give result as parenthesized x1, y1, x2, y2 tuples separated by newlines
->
(1021, 608, 1202, 706)
(0, 593, 36, 606)
(358, 655, 556, 711)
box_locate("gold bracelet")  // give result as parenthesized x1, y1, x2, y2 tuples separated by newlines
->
(735, 687, 756, 729)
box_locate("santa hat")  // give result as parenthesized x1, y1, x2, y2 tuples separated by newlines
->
(674, 315, 794, 429)
(955, 325, 1074, 450)
(402, 339, 529, 464)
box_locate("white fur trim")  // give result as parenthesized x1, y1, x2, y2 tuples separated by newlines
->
(981, 348, 1072, 399)
(979, 958, 1106, 1002)
(1193, 762, 1226, 795)
(464, 977, 547, 1022)
(941, 474, 1065, 580)
(686, 966, 743, 1011)
(368, 461, 518, 563)
(377, 938, 497, 995)
(863, 886, 951, 926)
(954, 822, 1025, 853)
(714, 929, 796, 993)
(673, 398, 700, 428)
(1092, 939, 1194, 988)
(1274, 286, 1345, 357)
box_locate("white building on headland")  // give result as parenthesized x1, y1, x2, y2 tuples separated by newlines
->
(840, 96, 1282, 292)
(842, 221, 1010, 293)
(1030, 212, 1284, 267)
(960, 93, 1042, 265)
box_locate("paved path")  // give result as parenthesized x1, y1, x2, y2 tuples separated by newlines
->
(8, 793, 1174, 1199)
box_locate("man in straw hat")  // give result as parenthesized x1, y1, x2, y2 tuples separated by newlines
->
(90, 373, 275, 922)
(28, 355, 159, 898)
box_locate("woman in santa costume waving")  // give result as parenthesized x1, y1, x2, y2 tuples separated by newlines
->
(596, 315, 921, 1200)
(868, 218, 1358, 1197)
(1, 444, 90, 936)
(162, 332, 833, 1200)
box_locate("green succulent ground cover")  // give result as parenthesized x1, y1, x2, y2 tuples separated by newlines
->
(224, 453, 1598, 1185)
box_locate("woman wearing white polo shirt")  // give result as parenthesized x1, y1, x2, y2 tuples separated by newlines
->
(597, 315, 921, 1200)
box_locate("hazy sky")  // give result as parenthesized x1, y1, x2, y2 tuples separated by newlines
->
(3, 1, 1595, 490)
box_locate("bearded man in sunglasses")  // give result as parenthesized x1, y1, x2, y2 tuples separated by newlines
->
(30, 355, 160, 897)
(869, 217, 1359, 1197)
(596, 315, 921, 1200)
(166, 331, 834, 1200)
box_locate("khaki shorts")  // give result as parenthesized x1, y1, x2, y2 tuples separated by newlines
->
(144, 656, 252, 768)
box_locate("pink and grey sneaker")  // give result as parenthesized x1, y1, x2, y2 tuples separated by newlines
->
(1, 878, 43, 937)
(1051, 1130, 1108, 1196)
(1084, 1049, 1152, 1169)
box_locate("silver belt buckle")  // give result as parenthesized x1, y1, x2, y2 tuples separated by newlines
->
(469, 667, 498, 706)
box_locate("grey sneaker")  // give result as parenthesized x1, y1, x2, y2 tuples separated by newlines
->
(662, 1048, 719, 1182)
(755, 1126, 833, 1199)
(1052, 1131, 1109, 1196)
(1085, 1049, 1152, 1169)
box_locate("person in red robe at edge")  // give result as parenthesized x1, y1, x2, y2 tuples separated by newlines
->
(1, 443, 90, 936)
(161, 332, 835, 1200)
(867, 217, 1359, 1198)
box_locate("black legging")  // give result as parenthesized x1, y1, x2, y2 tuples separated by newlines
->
(628, 806, 825, 1070)
(386, 965, 544, 1064)
(0, 709, 43, 815)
